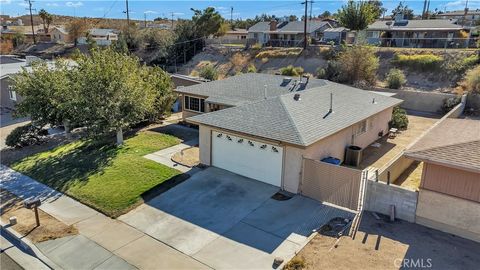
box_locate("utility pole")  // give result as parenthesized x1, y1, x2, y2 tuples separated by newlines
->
(421, 0, 427, 19)
(171, 12, 174, 28)
(230, 7, 233, 24)
(26, 0, 36, 44)
(125, 0, 130, 25)
(302, 1, 309, 49)
(462, 0, 469, 27)
(425, 0, 431, 19)
(144, 12, 147, 28)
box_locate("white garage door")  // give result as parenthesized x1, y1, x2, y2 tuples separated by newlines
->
(212, 131, 283, 187)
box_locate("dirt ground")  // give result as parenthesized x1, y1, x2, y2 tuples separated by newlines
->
(0, 189, 77, 243)
(360, 114, 439, 170)
(292, 213, 480, 270)
(394, 161, 424, 190)
(171, 147, 199, 167)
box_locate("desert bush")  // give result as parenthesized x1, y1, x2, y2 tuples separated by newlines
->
(447, 54, 479, 75)
(392, 54, 443, 72)
(390, 107, 409, 129)
(251, 43, 262, 50)
(316, 67, 326, 79)
(247, 64, 257, 73)
(5, 124, 47, 148)
(280, 65, 304, 76)
(337, 45, 379, 85)
(324, 61, 342, 82)
(442, 96, 462, 113)
(283, 257, 305, 270)
(463, 65, 480, 94)
(386, 68, 407, 89)
(199, 64, 218, 80)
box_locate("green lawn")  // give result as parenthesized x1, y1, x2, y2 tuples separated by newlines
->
(11, 131, 182, 217)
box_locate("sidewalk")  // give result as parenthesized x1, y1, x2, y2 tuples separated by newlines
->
(0, 165, 210, 270)
(144, 138, 200, 174)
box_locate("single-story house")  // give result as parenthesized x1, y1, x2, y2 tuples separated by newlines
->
(248, 20, 332, 46)
(0, 56, 27, 110)
(78, 28, 119, 46)
(405, 118, 480, 242)
(176, 73, 402, 193)
(323, 27, 350, 44)
(50, 26, 73, 44)
(220, 29, 248, 40)
(366, 15, 468, 48)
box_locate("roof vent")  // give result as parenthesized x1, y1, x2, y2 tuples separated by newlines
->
(372, 98, 377, 104)
(294, 93, 301, 101)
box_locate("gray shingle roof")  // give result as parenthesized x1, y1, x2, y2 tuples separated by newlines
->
(89, 28, 118, 36)
(405, 118, 480, 172)
(278, 21, 330, 33)
(368, 19, 463, 31)
(175, 73, 327, 106)
(188, 79, 402, 146)
(248, 22, 271, 32)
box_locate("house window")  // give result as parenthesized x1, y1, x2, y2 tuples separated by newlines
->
(366, 31, 380, 39)
(355, 120, 367, 135)
(184, 95, 205, 112)
(9, 89, 17, 101)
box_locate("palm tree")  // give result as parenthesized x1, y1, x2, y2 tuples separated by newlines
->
(38, 9, 53, 33)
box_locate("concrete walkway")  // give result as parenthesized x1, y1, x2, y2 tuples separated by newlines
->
(144, 138, 200, 174)
(0, 165, 210, 270)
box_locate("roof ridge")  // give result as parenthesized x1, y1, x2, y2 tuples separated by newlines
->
(278, 95, 307, 145)
(406, 139, 480, 155)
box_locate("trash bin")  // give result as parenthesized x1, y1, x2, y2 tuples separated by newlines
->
(345, 145, 362, 167)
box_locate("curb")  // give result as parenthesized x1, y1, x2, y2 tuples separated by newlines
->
(0, 221, 61, 270)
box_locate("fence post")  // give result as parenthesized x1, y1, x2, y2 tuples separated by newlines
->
(387, 171, 391, 185)
(375, 169, 379, 182)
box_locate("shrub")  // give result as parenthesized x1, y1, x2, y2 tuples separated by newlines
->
(316, 67, 326, 79)
(386, 68, 407, 89)
(337, 45, 379, 85)
(389, 107, 409, 129)
(324, 61, 342, 82)
(5, 124, 46, 148)
(442, 96, 461, 113)
(247, 63, 257, 73)
(280, 65, 304, 76)
(392, 54, 443, 72)
(447, 54, 479, 75)
(284, 257, 305, 270)
(199, 64, 218, 81)
(464, 65, 480, 94)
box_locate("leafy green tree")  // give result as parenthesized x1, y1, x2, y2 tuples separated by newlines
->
(367, 0, 387, 19)
(191, 7, 225, 37)
(13, 59, 77, 129)
(144, 66, 176, 121)
(391, 2, 414, 20)
(319, 11, 332, 19)
(75, 48, 170, 144)
(337, 0, 377, 31)
(38, 9, 53, 33)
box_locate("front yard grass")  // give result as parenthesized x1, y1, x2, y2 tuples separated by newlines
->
(10, 131, 182, 217)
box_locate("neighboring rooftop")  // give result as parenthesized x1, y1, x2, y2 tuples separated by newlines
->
(248, 20, 331, 33)
(174, 73, 327, 107)
(188, 78, 402, 146)
(405, 118, 480, 173)
(440, 9, 480, 16)
(368, 19, 463, 31)
(89, 28, 118, 36)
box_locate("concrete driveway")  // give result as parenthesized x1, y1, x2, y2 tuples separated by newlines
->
(120, 167, 355, 269)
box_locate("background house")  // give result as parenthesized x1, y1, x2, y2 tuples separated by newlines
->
(405, 118, 480, 242)
(248, 20, 332, 46)
(178, 73, 402, 194)
(438, 9, 480, 26)
(78, 28, 119, 46)
(366, 14, 468, 48)
(50, 26, 72, 44)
